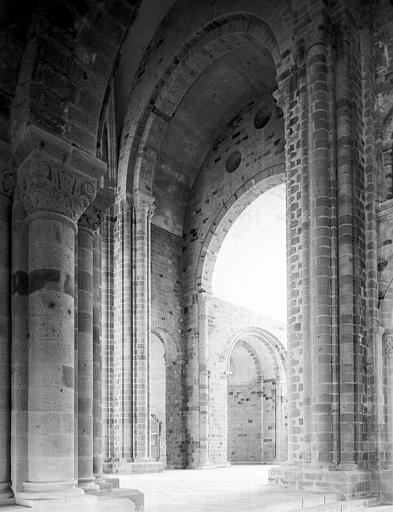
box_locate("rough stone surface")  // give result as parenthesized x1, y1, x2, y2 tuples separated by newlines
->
(2, 0, 393, 508)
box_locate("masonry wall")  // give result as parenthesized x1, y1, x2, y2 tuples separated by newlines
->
(183, 91, 285, 294)
(151, 224, 186, 468)
(227, 343, 264, 464)
(180, 93, 286, 466)
(151, 225, 182, 337)
(228, 383, 263, 463)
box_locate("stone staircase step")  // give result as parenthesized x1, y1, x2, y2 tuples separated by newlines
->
(263, 495, 381, 512)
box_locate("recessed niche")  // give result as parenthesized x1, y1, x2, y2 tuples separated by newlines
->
(226, 151, 241, 173)
(253, 106, 271, 129)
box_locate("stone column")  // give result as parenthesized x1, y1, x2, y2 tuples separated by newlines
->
(0, 169, 15, 503)
(197, 290, 210, 467)
(11, 197, 29, 493)
(382, 147, 393, 201)
(274, 376, 285, 463)
(133, 191, 155, 461)
(77, 208, 99, 491)
(383, 332, 393, 467)
(15, 151, 96, 504)
(307, 33, 334, 466)
(335, 24, 367, 469)
(93, 229, 104, 482)
(375, 325, 386, 468)
(273, 83, 300, 466)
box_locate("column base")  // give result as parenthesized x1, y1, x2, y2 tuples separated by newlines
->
(0, 481, 14, 504)
(79, 478, 100, 492)
(17, 480, 85, 499)
(16, 490, 97, 512)
(94, 475, 120, 491)
(16, 493, 137, 512)
(268, 463, 371, 499)
(16, 480, 90, 509)
(91, 488, 144, 512)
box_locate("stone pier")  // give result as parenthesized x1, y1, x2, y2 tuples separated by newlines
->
(78, 211, 99, 491)
(0, 169, 14, 504)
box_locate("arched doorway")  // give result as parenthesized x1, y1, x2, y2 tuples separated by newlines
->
(226, 332, 287, 465)
(227, 340, 263, 463)
(198, 181, 287, 467)
(118, 0, 290, 472)
(150, 334, 166, 464)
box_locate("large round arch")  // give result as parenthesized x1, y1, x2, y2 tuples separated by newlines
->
(195, 170, 285, 294)
(117, 0, 295, 198)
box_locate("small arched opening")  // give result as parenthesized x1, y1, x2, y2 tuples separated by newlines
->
(225, 329, 287, 466)
(150, 333, 166, 464)
(227, 340, 263, 463)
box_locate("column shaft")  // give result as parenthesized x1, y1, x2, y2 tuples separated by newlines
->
(198, 291, 209, 467)
(23, 212, 82, 497)
(11, 200, 29, 492)
(383, 333, 393, 466)
(308, 39, 333, 465)
(93, 231, 103, 478)
(77, 225, 98, 490)
(0, 196, 13, 501)
(335, 28, 362, 467)
(276, 78, 304, 464)
(382, 148, 393, 201)
(133, 192, 155, 460)
(298, 63, 312, 465)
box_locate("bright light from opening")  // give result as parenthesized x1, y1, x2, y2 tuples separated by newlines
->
(212, 183, 286, 323)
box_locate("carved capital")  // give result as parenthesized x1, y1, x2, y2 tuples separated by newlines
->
(79, 205, 105, 231)
(17, 151, 97, 222)
(134, 190, 155, 218)
(79, 188, 114, 231)
(0, 168, 16, 198)
(383, 333, 393, 357)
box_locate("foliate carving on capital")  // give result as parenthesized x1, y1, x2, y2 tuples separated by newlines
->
(0, 168, 16, 198)
(133, 191, 156, 218)
(79, 206, 105, 231)
(383, 333, 393, 357)
(18, 155, 97, 222)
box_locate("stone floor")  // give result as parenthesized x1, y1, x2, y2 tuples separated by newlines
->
(118, 465, 338, 512)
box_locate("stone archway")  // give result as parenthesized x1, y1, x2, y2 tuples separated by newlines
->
(117, 0, 291, 471)
(151, 327, 185, 469)
(227, 340, 264, 464)
(189, 178, 286, 468)
(150, 333, 166, 465)
(224, 329, 287, 466)
(117, 0, 294, 196)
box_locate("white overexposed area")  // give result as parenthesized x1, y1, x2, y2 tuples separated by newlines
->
(119, 465, 348, 512)
(212, 184, 286, 324)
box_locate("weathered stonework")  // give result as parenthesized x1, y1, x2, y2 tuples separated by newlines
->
(17, 152, 97, 222)
(3, 0, 393, 508)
